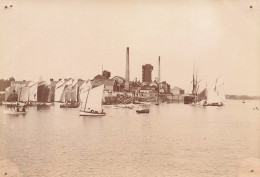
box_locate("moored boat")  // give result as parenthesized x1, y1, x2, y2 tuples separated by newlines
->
(3, 105, 27, 115)
(79, 85, 106, 116)
(136, 109, 149, 113)
(79, 110, 106, 116)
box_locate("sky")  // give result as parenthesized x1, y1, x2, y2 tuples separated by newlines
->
(0, 0, 260, 95)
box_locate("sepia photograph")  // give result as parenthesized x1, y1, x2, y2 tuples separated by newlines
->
(0, 0, 260, 176)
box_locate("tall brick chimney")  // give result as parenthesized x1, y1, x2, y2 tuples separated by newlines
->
(125, 47, 130, 91)
(158, 56, 161, 83)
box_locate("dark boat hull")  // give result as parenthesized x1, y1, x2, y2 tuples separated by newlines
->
(60, 104, 79, 108)
(136, 109, 149, 113)
(203, 102, 224, 107)
(184, 96, 195, 104)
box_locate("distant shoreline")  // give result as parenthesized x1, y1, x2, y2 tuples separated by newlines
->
(226, 95, 260, 100)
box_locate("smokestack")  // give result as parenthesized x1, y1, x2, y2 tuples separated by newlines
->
(158, 56, 160, 83)
(125, 47, 130, 91)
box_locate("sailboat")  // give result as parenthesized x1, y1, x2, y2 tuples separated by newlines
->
(3, 103, 27, 115)
(202, 79, 225, 107)
(60, 80, 79, 108)
(79, 85, 106, 116)
(184, 63, 199, 104)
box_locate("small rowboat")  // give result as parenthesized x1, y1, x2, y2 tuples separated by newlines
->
(79, 110, 106, 116)
(136, 109, 149, 114)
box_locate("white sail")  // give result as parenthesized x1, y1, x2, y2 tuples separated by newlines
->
(59, 79, 73, 102)
(71, 84, 78, 102)
(71, 79, 78, 87)
(64, 79, 78, 102)
(55, 84, 66, 102)
(65, 79, 73, 86)
(60, 90, 66, 102)
(19, 87, 30, 102)
(206, 88, 221, 104)
(64, 85, 72, 102)
(28, 81, 38, 101)
(84, 85, 104, 112)
(55, 79, 65, 88)
(5, 87, 11, 101)
(80, 81, 92, 108)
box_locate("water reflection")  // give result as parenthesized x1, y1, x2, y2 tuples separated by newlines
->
(36, 105, 52, 111)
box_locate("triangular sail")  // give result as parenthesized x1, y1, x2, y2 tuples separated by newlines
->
(198, 88, 207, 101)
(206, 88, 221, 104)
(84, 85, 104, 112)
(80, 81, 92, 108)
(28, 81, 38, 101)
(55, 84, 66, 102)
(19, 87, 30, 102)
(71, 84, 78, 102)
(65, 79, 78, 102)
(65, 85, 72, 102)
(5, 87, 11, 101)
(61, 79, 73, 102)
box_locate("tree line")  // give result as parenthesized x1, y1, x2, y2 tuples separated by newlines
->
(0, 77, 15, 91)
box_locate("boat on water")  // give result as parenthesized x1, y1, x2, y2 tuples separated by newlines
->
(242, 100, 245, 103)
(79, 85, 106, 116)
(2, 101, 26, 106)
(3, 105, 27, 115)
(61, 79, 79, 108)
(155, 102, 159, 105)
(136, 105, 150, 114)
(136, 109, 149, 113)
(184, 63, 199, 104)
(203, 101, 223, 107)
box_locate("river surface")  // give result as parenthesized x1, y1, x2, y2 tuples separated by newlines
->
(0, 100, 260, 177)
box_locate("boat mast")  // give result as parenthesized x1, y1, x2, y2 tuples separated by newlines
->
(192, 62, 195, 95)
(196, 68, 198, 95)
(100, 85, 104, 110)
(214, 79, 218, 92)
(42, 82, 45, 102)
(83, 87, 90, 111)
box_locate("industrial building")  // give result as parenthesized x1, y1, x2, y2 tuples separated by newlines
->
(142, 64, 153, 83)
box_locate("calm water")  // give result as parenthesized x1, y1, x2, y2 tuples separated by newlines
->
(0, 100, 260, 177)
